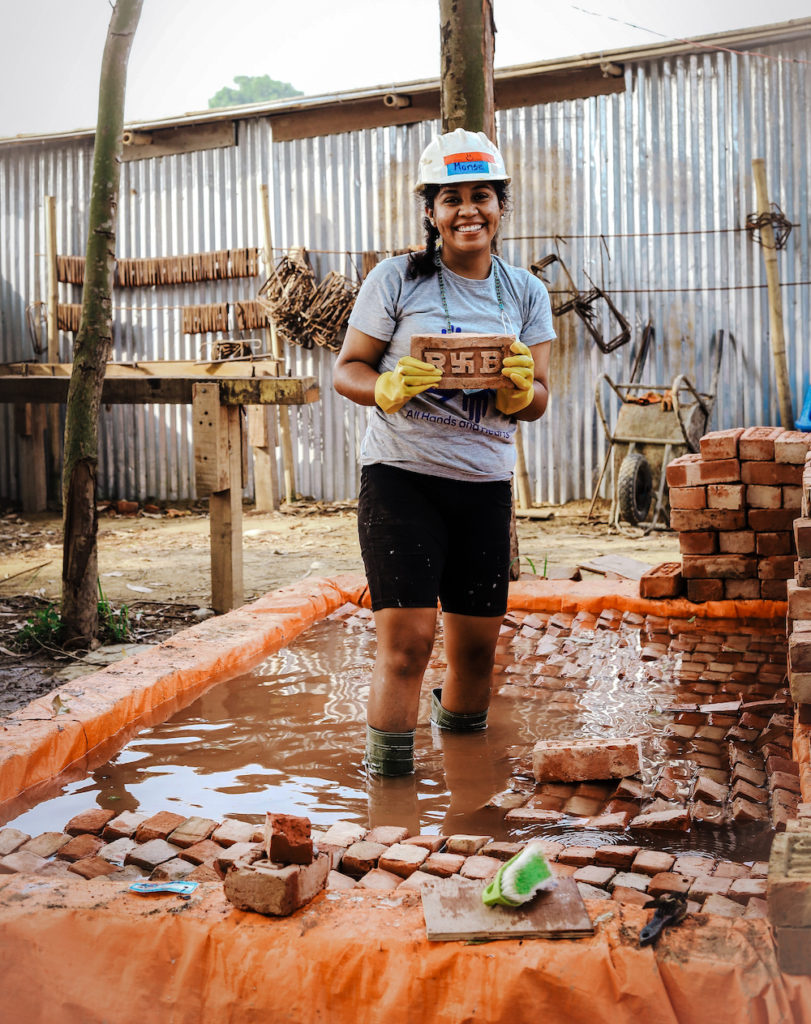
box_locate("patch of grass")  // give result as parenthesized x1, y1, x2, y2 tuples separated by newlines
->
(15, 603, 64, 650)
(97, 581, 131, 643)
(14, 583, 132, 650)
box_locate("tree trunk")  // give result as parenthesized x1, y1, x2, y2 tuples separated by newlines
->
(438, 0, 520, 577)
(61, 0, 143, 644)
(439, 0, 496, 138)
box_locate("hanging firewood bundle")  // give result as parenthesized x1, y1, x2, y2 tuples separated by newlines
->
(57, 248, 262, 288)
(300, 271, 359, 351)
(182, 303, 229, 334)
(256, 249, 318, 349)
(56, 256, 86, 284)
(234, 300, 270, 331)
(57, 303, 83, 332)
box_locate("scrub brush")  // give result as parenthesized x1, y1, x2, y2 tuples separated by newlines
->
(481, 842, 555, 908)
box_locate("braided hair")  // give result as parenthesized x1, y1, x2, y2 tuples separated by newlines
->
(406, 180, 511, 280)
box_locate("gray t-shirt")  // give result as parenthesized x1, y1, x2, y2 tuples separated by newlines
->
(347, 253, 555, 481)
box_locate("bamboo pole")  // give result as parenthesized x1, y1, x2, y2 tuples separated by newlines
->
(260, 183, 296, 504)
(45, 195, 61, 491)
(513, 423, 532, 509)
(752, 158, 794, 428)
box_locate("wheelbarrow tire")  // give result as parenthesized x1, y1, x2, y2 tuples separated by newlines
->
(618, 452, 653, 525)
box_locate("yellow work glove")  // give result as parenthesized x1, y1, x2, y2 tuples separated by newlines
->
(374, 356, 442, 414)
(495, 340, 535, 416)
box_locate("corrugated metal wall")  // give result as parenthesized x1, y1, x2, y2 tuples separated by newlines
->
(1, 36, 809, 505)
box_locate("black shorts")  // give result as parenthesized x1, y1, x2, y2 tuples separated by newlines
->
(358, 463, 512, 617)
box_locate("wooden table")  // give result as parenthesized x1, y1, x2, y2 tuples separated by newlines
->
(1, 359, 319, 612)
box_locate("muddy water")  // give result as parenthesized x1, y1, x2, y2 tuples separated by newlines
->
(5, 614, 779, 861)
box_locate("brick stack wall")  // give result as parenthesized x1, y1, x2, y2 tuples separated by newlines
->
(787, 453, 811, 720)
(666, 427, 811, 604)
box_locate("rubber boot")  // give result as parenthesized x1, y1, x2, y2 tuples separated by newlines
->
(430, 687, 488, 732)
(365, 724, 415, 777)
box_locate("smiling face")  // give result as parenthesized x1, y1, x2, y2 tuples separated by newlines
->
(428, 182, 503, 266)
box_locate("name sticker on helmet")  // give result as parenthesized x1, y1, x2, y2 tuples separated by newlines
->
(443, 151, 492, 177)
(446, 160, 490, 176)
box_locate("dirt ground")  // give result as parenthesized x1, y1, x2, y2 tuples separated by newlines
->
(0, 498, 680, 714)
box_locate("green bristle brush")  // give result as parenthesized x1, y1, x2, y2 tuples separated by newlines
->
(482, 841, 555, 908)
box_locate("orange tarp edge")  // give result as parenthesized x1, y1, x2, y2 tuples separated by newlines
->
(0, 875, 808, 1024)
(0, 575, 363, 806)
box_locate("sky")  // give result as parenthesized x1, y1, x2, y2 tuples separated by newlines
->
(1, 0, 809, 138)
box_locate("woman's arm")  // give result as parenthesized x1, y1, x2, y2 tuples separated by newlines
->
(333, 327, 389, 406)
(513, 340, 551, 422)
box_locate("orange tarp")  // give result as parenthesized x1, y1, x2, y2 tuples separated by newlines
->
(0, 874, 809, 1024)
(1, 574, 809, 1022)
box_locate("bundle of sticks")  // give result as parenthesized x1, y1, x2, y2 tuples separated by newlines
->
(56, 303, 82, 332)
(300, 271, 359, 352)
(55, 256, 86, 285)
(55, 248, 260, 286)
(181, 303, 229, 334)
(257, 249, 357, 351)
(234, 300, 269, 331)
(256, 249, 318, 348)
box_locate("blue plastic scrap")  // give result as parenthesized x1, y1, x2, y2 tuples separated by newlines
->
(128, 881, 199, 900)
(796, 384, 811, 431)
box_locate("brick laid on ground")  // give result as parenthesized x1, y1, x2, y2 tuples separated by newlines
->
(19, 833, 72, 859)
(57, 833, 105, 862)
(69, 856, 118, 879)
(168, 816, 218, 850)
(0, 829, 29, 856)
(65, 808, 116, 836)
(378, 843, 429, 878)
(134, 811, 188, 843)
(0, 850, 47, 874)
(125, 838, 183, 871)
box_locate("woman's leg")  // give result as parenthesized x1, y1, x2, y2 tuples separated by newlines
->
(367, 606, 437, 732)
(440, 611, 503, 714)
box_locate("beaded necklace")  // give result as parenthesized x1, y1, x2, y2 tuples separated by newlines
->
(434, 250, 506, 334)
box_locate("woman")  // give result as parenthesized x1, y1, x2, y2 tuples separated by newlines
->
(333, 128, 554, 776)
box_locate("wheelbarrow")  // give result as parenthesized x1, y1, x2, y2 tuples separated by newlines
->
(590, 330, 727, 531)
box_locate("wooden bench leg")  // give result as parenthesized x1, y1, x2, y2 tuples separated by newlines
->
(15, 403, 48, 512)
(193, 383, 244, 613)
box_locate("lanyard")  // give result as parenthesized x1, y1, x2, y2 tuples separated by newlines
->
(434, 252, 509, 335)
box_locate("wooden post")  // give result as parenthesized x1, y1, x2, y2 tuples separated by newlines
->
(260, 183, 297, 505)
(246, 403, 278, 511)
(45, 195, 61, 500)
(437, 0, 525, 572)
(15, 404, 48, 511)
(752, 158, 794, 428)
(513, 423, 532, 510)
(439, 0, 496, 140)
(193, 382, 243, 612)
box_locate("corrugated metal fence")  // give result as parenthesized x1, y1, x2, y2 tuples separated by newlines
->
(1, 37, 809, 505)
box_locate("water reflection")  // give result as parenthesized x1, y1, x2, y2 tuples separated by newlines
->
(3, 614, 783, 863)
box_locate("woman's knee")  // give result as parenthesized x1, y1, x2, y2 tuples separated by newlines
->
(377, 627, 434, 679)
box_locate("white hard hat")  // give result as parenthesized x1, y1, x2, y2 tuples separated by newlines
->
(415, 128, 510, 191)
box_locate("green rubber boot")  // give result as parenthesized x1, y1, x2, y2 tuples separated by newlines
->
(430, 688, 488, 732)
(365, 725, 415, 777)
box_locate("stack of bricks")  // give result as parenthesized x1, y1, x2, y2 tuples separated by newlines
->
(788, 496, 811, 720)
(666, 427, 811, 603)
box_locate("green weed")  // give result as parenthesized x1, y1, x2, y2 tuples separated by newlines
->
(15, 603, 64, 650)
(14, 583, 132, 651)
(97, 581, 131, 643)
